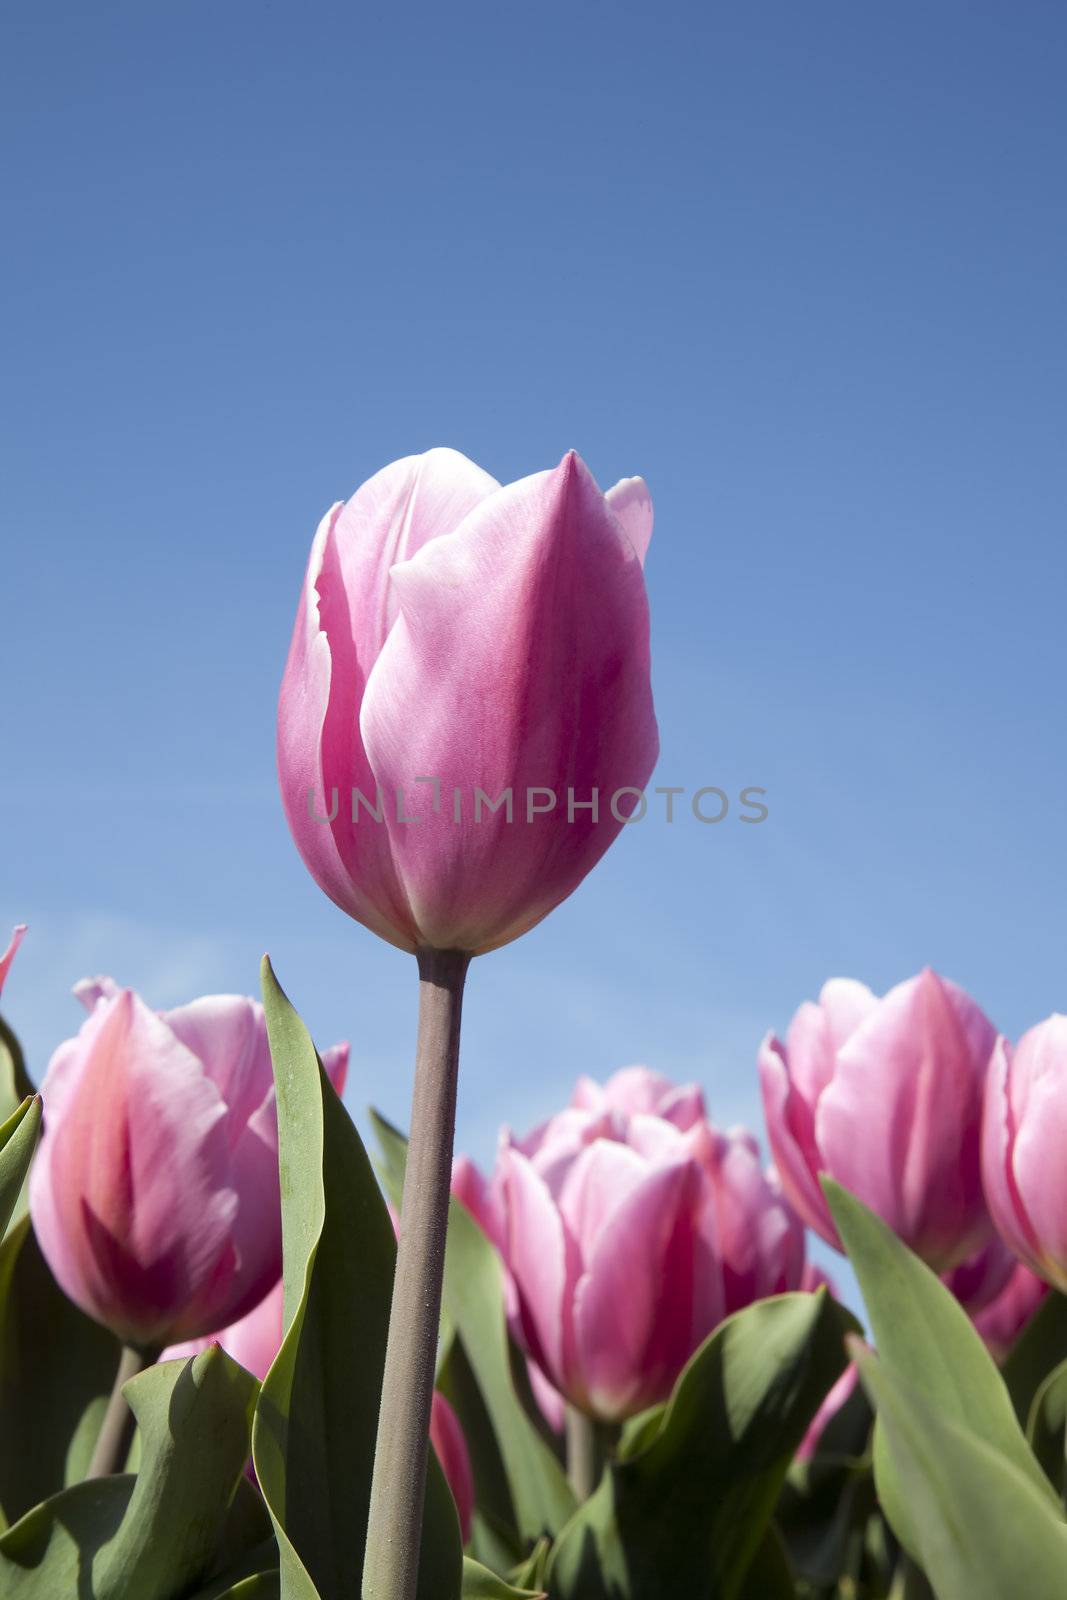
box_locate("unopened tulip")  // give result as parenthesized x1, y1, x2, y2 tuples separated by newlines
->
(277, 448, 658, 956)
(499, 1110, 723, 1421)
(971, 1262, 1049, 1362)
(30, 981, 348, 1348)
(760, 971, 997, 1270)
(982, 1016, 1067, 1292)
(0, 925, 26, 1001)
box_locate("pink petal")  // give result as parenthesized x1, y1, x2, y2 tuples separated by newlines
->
(73, 975, 122, 1012)
(758, 1032, 837, 1247)
(321, 1041, 350, 1096)
(430, 1391, 475, 1545)
(163, 994, 273, 1151)
(359, 451, 659, 954)
(277, 453, 500, 952)
(1006, 1017, 1067, 1287)
(604, 476, 654, 566)
(981, 1036, 1040, 1268)
(500, 1149, 579, 1395)
(556, 1138, 651, 1260)
(573, 1158, 719, 1420)
(816, 970, 992, 1269)
(0, 926, 26, 1001)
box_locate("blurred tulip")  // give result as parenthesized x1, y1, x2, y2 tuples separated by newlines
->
(569, 1064, 705, 1129)
(942, 1236, 1016, 1315)
(277, 447, 658, 956)
(971, 1262, 1049, 1362)
(0, 925, 26, 1001)
(30, 980, 348, 1348)
(498, 1108, 723, 1422)
(429, 1392, 475, 1545)
(760, 970, 997, 1270)
(982, 1015, 1067, 1292)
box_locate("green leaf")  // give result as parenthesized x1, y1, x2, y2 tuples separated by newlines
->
(0, 1347, 259, 1598)
(1002, 1290, 1067, 1428)
(0, 1018, 34, 1124)
(254, 960, 461, 1600)
(0, 1097, 40, 1242)
(852, 1339, 1067, 1600)
(736, 1525, 796, 1598)
(461, 1556, 544, 1597)
(822, 1179, 1057, 1535)
(547, 1289, 857, 1600)
(1026, 1357, 1067, 1493)
(372, 1110, 575, 1544)
(0, 1214, 120, 1525)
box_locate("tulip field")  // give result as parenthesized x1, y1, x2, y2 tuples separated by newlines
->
(3, 450, 1067, 1600)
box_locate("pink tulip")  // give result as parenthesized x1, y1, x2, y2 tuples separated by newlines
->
(0, 925, 26, 1002)
(982, 1015, 1067, 1292)
(429, 1392, 475, 1545)
(277, 448, 658, 956)
(760, 971, 997, 1270)
(569, 1065, 706, 1130)
(971, 1262, 1049, 1362)
(498, 1110, 723, 1422)
(30, 980, 348, 1348)
(942, 1236, 1016, 1316)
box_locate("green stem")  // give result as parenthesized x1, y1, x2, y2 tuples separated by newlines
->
(362, 946, 470, 1600)
(86, 1343, 157, 1478)
(565, 1405, 598, 1502)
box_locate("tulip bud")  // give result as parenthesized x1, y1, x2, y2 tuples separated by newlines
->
(30, 981, 348, 1348)
(277, 448, 658, 955)
(982, 1016, 1067, 1293)
(759, 970, 997, 1271)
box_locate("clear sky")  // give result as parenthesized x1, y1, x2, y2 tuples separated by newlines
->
(3, 3, 1066, 1290)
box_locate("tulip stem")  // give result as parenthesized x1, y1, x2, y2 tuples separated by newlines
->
(565, 1405, 598, 1501)
(86, 1343, 157, 1479)
(363, 946, 471, 1600)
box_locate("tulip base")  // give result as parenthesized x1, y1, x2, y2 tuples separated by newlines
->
(86, 1343, 159, 1479)
(565, 1405, 598, 1501)
(363, 946, 471, 1600)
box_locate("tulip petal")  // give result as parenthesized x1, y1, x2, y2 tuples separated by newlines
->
(816, 970, 993, 1269)
(0, 926, 26, 1001)
(980, 1037, 1039, 1267)
(1005, 1017, 1067, 1286)
(605, 476, 653, 565)
(758, 1032, 837, 1247)
(163, 994, 272, 1150)
(556, 1137, 651, 1259)
(501, 1149, 579, 1393)
(573, 1158, 715, 1420)
(359, 450, 659, 953)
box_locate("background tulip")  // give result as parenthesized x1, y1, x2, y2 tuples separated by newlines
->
(0, 925, 26, 1000)
(429, 1392, 475, 1546)
(982, 1016, 1067, 1292)
(277, 447, 659, 956)
(700, 1132, 805, 1314)
(30, 979, 348, 1348)
(496, 1102, 724, 1422)
(760, 970, 997, 1270)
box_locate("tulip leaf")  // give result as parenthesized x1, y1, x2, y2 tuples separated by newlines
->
(822, 1180, 1057, 1527)
(255, 960, 462, 1600)
(1002, 1290, 1067, 1427)
(0, 1096, 40, 1242)
(736, 1525, 796, 1598)
(461, 1556, 545, 1597)
(852, 1339, 1067, 1600)
(547, 1288, 856, 1599)
(0, 1346, 261, 1598)
(1026, 1357, 1067, 1494)
(0, 1019, 34, 1128)
(0, 1213, 120, 1525)
(372, 1110, 576, 1543)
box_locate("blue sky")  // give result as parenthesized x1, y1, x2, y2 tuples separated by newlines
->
(3, 3, 1066, 1289)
